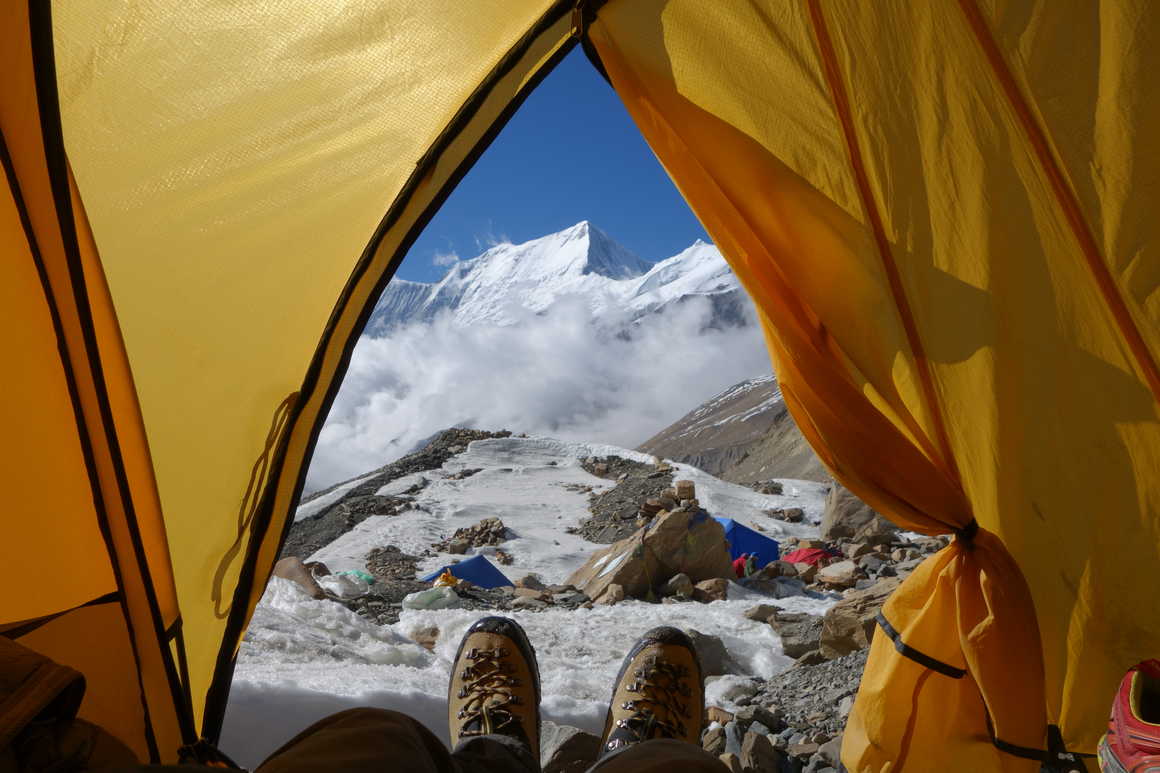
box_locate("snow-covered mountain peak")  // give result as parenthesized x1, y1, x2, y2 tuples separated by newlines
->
(468, 220, 651, 283)
(366, 222, 747, 333)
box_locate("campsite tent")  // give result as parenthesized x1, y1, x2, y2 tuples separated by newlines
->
(3, 1, 1158, 770)
(782, 547, 841, 567)
(713, 517, 780, 569)
(420, 556, 514, 590)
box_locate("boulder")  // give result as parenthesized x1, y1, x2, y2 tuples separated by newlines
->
(820, 484, 898, 544)
(718, 753, 743, 773)
(744, 604, 779, 623)
(707, 706, 734, 725)
(819, 577, 900, 659)
(566, 510, 732, 600)
(540, 721, 601, 773)
(768, 612, 824, 659)
(594, 583, 625, 606)
(758, 560, 798, 579)
(702, 726, 726, 755)
(410, 625, 439, 651)
(842, 542, 873, 559)
(755, 480, 784, 495)
(741, 731, 785, 772)
(675, 479, 696, 500)
(513, 587, 548, 599)
(663, 573, 694, 598)
(511, 596, 548, 611)
(789, 741, 820, 758)
(733, 705, 785, 731)
(515, 574, 546, 591)
(693, 578, 730, 603)
(819, 734, 844, 766)
(724, 720, 745, 755)
(794, 563, 819, 583)
(272, 556, 326, 599)
(685, 629, 742, 676)
(640, 498, 664, 515)
(816, 560, 859, 588)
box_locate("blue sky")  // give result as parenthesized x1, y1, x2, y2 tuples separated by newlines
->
(395, 48, 709, 283)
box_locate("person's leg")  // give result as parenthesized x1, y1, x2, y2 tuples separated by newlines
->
(588, 738, 728, 772)
(256, 707, 454, 773)
(252, 704, 538, 773)
(591, 626, 728, 773)
(256, 615, 542, 773)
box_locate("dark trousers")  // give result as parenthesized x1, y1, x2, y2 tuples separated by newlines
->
(255, 708, 728, 773)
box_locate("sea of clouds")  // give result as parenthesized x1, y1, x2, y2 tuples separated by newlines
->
(304, 294, 770, 491)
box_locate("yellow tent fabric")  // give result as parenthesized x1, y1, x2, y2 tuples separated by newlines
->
(3, 0, 1158, 769)
(6, 0, 578, 761)
(3, 1, 191, 760)
(50, 0, 578, 743)
(589, 0, 1160, 770)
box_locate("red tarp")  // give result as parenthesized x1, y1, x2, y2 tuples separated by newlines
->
(782, 547, 841, 566)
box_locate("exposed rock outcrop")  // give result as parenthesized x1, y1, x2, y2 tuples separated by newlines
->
(820, 484, 898, 544)
(566, 509, 733, 601)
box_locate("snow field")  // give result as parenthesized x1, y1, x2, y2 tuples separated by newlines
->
(227, 436, 833, 767)
(309, 436, 827, 583)
(225, 578, 832, 768)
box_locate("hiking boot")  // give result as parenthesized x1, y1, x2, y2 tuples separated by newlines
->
(447, 616, 540, 758)
(1099, 659, 1160, 772)
(599, 626, 704, 758)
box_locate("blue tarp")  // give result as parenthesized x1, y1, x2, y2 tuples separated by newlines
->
(420, 554, 513, 589)
(713, 517, 781, 568)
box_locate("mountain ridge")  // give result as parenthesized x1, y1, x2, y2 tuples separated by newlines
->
(638, 374, 829, 484)
(367, 221, 745, 333)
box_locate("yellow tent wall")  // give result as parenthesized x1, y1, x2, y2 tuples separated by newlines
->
(7, 0, 580, 760)
(2, 2, 191, 760)
(4, 0, 1157, 769)
(590, 0, 1160, 770)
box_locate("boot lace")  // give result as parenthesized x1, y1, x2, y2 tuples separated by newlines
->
(614, 656, 692, 742)
(456, 646, 523, 736)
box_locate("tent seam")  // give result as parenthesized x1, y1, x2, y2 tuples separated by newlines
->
(26, 0, 196, 751)
(805, 0, 964, 490)
(955, 0, 1160, 405)
(3, 61, 163, 764)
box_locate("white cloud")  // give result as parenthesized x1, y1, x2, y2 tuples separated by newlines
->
(304, 296, 770, 491)
(431, 250, 459, 267)
(473, 219, 509, 250)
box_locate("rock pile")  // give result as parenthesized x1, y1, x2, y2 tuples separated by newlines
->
(495, 575, 591, 612)
(433, 516, 511, 554)
(766, 506, 804, 523)
(566, 500, 733, 603)
(750, 480, 784, 495)
(577, 456, 675, 542)
(702, 519, 954, 771)
(702, 649, 866, 772)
